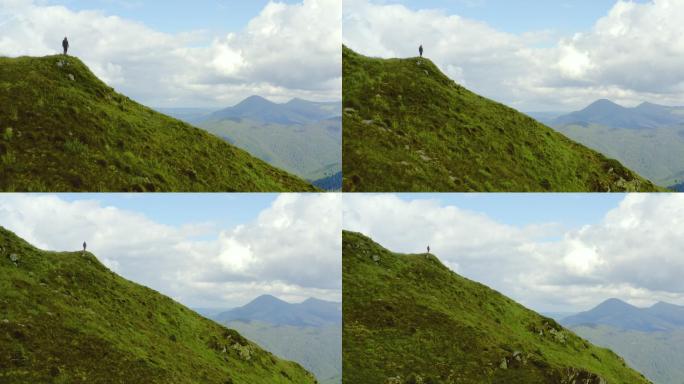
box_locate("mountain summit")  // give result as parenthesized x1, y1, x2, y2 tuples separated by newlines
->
(216, 294, 341, 327)
(342, 46, 660, 192)
(0, 226, 316, 383)
(342, 231, 651, 384)
(562, 298, 684, 331)
(0, 55, 316, 191)
(552, 99, 684, 129)
(207, 95, 341, 125)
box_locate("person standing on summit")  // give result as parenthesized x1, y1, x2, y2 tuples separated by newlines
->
(62, 37, 69, 55)
(419, 44, 423, 58)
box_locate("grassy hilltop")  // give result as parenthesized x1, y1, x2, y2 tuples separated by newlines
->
(0, 55, 317, 192)
(342, 46, 661, 192)
(342, 231, 652, 384)
(0, 227, 318, 383)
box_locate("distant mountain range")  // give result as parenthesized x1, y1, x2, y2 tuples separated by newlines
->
(552, 99, 684, 130)
(342, 230, 650, 384)
(215, 294, 341, 327)
(562, 298, 684, 384)
(213, 295, 342, 384)
(160, 96, 342, 190)
(563, 298, 684, 331)
(207, 96, 341, 126)
(549, 100, 684, 189)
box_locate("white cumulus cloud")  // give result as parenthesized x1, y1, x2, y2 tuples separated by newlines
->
(343, 194, 684, 312)
(343, 0, 684, 111)
(0, 193, 341, 308)
(0, 0, 341, 107)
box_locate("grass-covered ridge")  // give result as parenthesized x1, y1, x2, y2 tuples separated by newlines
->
(342, 46, 661, 192)
(342, 231, 652, 384)
(0, 55, 317, 191)
(0, 226, 318, 383)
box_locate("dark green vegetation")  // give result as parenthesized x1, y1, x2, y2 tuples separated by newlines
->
(0, 227, 317, 383)
(550, 100, 684, 189)
(563, 299, 684, 384)
(214, 295, 342, 384)
(163, 95, 342, 190)
(0, 55, 317, 192)
(342, 231, 652, 384)
(342, 46, 661, 192)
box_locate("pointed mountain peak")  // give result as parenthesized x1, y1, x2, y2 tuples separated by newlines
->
(250, 294, 287, 305)
(595, 297, 635, 309)
(584, 99, 624, 110)
(236, 95, 276, 107)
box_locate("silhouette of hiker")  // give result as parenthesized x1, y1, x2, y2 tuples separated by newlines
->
(427, 245, 430, 253)
(83, 241, 87, 252)
(419, 44, 423, 58)
(62, 37, 69, 55)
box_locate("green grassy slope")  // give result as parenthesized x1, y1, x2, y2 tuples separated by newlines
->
(0, 55, 316, 192)
(342, 231, 652, 384)
(342, 46, 661, 192)
(0, 227, 318, 384)
(224, 320, 342, 384)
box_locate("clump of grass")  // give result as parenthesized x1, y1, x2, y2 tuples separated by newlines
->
(2, 127, 12, 141)
(64, 138, 87, 154)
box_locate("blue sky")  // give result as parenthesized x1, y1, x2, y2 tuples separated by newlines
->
(59, 193, 278, 234)
(396, 193, 624, 229)
(44, 0, 302, 37)
(387, 0, 649, 35)
(2, 0, 341, 106)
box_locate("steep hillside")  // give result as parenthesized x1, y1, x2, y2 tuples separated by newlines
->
(342, 231, 651, 384)
(0, 227, 317, 384)
(342, 46, 661, 192)
(0, 55, 316, 192)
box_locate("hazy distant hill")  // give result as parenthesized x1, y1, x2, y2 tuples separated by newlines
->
(215, 294, 341, 327)
(0, 226, 316, 383)
(342, 46, 660, 192)
(552, 100, 684, 129)
(551, 100, 684, 188)
(164, 96, 342, 190)
(563, 298, 684, 384)
(343, 230, 651, 384)
(214, 295, 342, 384)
